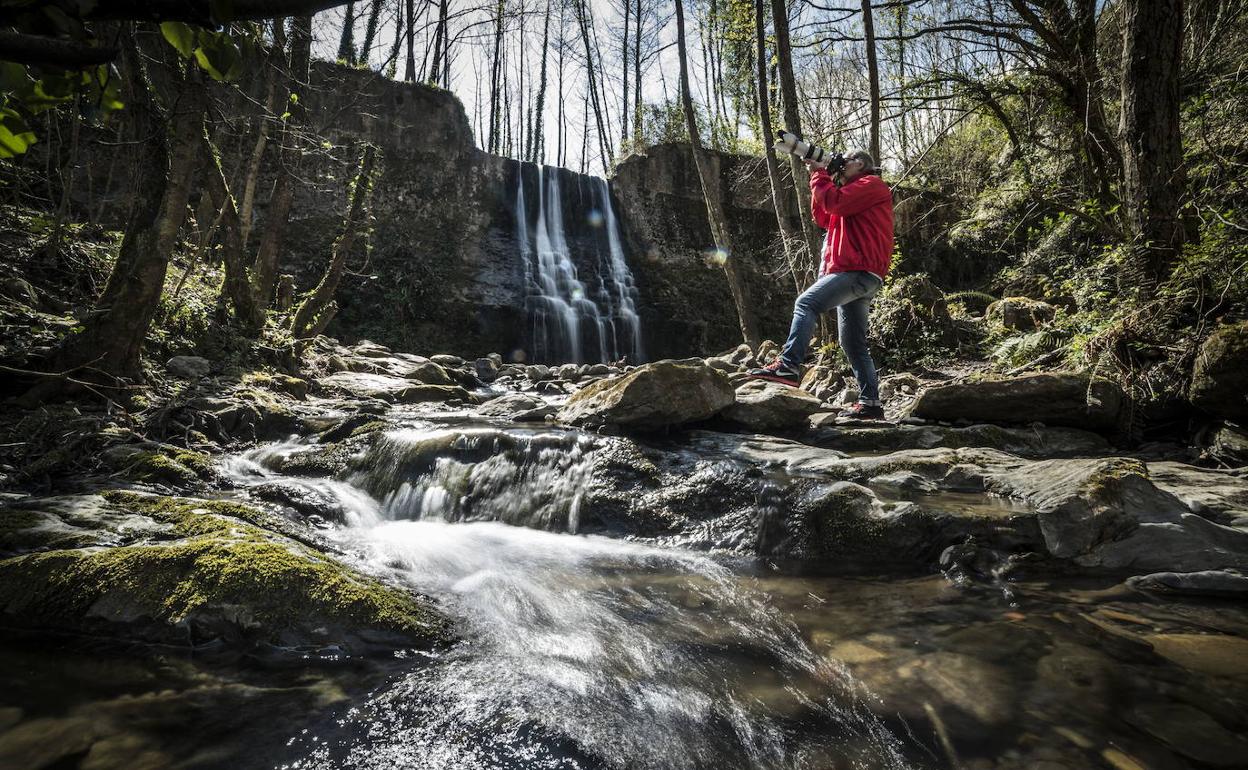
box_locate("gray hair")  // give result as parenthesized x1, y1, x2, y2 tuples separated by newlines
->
(847, 150, 875, 173)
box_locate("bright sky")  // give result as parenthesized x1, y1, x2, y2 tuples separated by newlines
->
(311, 0, 715, 177)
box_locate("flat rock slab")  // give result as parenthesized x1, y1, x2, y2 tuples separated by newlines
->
(1127, 569, 1248, 598)
(558, 360, 735, 431)
(320, 372, 474, 405)
(722, 380, 823, 431)
(907, 372, 1124, 432)
(806, 417, 1108, 458)
(1148, 462, 1248, 529)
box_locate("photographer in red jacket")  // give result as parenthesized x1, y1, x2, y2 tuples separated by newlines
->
(749, 150, 894, 420)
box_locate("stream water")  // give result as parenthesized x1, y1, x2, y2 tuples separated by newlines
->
(3, 421, 1248, 769)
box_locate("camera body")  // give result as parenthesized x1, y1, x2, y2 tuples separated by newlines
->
(774, 129, 844, 172)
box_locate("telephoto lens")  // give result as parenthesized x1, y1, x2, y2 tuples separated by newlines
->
(774, 129, 844, 171)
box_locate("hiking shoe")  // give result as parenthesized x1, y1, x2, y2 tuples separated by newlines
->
(747, 359, 801, 387)
(841, 402, 886, 420)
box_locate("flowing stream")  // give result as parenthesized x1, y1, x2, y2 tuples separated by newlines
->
(224, 428, 913, 769)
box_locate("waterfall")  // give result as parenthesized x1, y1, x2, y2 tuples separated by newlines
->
(516, 162, 645, 365)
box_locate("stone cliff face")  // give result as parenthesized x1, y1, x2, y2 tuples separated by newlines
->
(258, 64, 798, 360)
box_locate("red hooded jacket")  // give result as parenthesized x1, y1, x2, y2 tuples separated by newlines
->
(810, 169, 894, 280)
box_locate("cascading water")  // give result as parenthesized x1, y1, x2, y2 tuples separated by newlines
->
(226, 426, 915, 770)
(517, 162, 644, 365)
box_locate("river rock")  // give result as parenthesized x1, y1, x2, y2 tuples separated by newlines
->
(1124, 702, 1248, 767)
(403, 359, 454, 386)
(986, 296, 1057, 330)
(1126, 569, 1248, 598)
(908, 372, 1124, 431)
(557, 360, 735, 430)
(722, 380, 823, 431)
(1190, 321, 1248, 421)
(1208, 422, 1248, 467)
(430, 354, 464, 367)
(165, 355, 211, 379)
(1146, 462, 1248, 528)
(525, 364, 552, 381)
(473, 357, 499, 383)
(478, 392, 546, 417)
(249, 481, 349, 524)
(1147, 632, 1248, 677)
(806, 418, 1109, 458)
(177, 389, 299, 443)
(0, 491, 451, 652)
(321, 372, 474, 405)
(351, 340, 394, 358)
(798, 365, 842, 402)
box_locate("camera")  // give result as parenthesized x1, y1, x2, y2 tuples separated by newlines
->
(774, 129, 844, 171)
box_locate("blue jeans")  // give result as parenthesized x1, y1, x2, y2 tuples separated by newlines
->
(779, 271, 883, 402)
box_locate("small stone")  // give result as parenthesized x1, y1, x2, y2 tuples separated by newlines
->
(1125, 702, 1248, 766)
(166, 355, 211, 379)
(474, 358, 500, 383)
(1147, 633, 1248, 677)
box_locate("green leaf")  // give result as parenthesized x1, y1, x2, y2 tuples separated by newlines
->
(160, 22, 198, 58)
(193, 33, 243, 81)
(0, 62, 31, 93)
(0, 109, 36, 157)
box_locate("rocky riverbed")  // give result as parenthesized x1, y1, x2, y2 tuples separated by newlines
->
(2, 337, 1247, 769)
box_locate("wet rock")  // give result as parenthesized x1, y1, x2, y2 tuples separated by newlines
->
(1127, 569, 1248, 598)
(806, 419, 1109, 458)
(722, 380, 823, 431)
(478, 392, 545, 417)
(0, 716, 99, 770)
(100, 445, 215, 488)
(1125, 702, 1248, 766)
(316, 413, 388, 444)
(165, 355, 211, 379)
(0, 491, 450, 652)
(474, 357, 500, 383)
(250, 481, 347, 524)
(430, 354, 465, 367)
(525, 364, 553, 381)
(1147, 633, 1248, 677)
(177, 390, 299, 443)
(1208, 422, 1248, 467)
(987, 296, 1057, 330)
(402, 359, 454, 386)
(558, 360, 735, 431)
(586, 364, 613, 376)
(896, 652, 1017, 729)
(321, 372, 474, 405)
(1146, 462, 1248, 528)
(1189, 321, 1248, 421)
(909, 372, 1124, 432)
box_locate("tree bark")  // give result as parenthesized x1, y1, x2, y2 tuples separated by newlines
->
(404, 0, 416, 81)
(769, 0, 821, 279)
(487, 0, 504, 153)
(576, 0, 613, 168)
(675, 0, 759, 347)
(860, 0, 880, 165)
(632, 0, 642, 143)
(360, 0, 384, 61)
(291, 145, 379, 338)
(1119, 0, 1186, 292)
(530, 1, 551, 163)
(34, 37, 204, 394)
(754, 0, 803, 291)
(252, 14, 312, 315)
(337, 1, 356, 63)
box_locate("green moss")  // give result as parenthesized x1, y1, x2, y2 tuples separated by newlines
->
(0, 491, 452, 648)
(125, 451, 201, 486)
(349, 420, 388, 438)
(172, 451, 215, 479)
(242, 372, 309, 400)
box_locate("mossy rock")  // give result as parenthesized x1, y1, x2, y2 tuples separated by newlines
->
(242, 371, 310, 400)
(101, 445, 216, 488)
(1190, 322, 1248, 422)
(0, 491, 452, 652)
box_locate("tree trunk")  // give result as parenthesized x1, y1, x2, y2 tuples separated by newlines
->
(360, 0, 384, 62)
(622, 0, 630, 144)
(202, 130, 260, 328)
(386, 0, 403, 77)
(675, 0, 759, 347)
(237, 32, 283, 246)
(754, 0, 802, 291)
(404, 0, 416, 81)
(428, 0, 447, 82)
(291, 145, 379, 339)
(531, 1, 551, 163)
(770, 0, 821, 279)
(1119, 0, 1185, 292)
(252, 14, 312, 315)
(488, 0, 504, 154)
(34, 36, 203, 393)
(633, 0, 642, 143)
(576, 0, 613, 168)
(860, 0, 880, 165)
(338, 1, 356, 64)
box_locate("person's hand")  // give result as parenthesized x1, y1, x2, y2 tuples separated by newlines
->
(802, 157, 829, 172)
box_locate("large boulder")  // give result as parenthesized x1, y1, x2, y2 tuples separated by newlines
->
(557, 360, 735, 430)
(908, 372, 1123, 432)
(806, 417, 1109, 458)
(320, 372, 474, 405)
(165, 356, 211, 379)
(722, 380, 823, 431)
(986, 296, 1056, 331)
(0, 491, 451, 652)
(1190, 322, 1248, 421)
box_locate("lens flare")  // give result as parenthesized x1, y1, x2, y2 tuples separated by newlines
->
(703, 247, 729, 267)
(586, 209, 605, 228)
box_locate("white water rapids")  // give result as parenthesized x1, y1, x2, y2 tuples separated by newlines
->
(228, 429, 914, 770)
